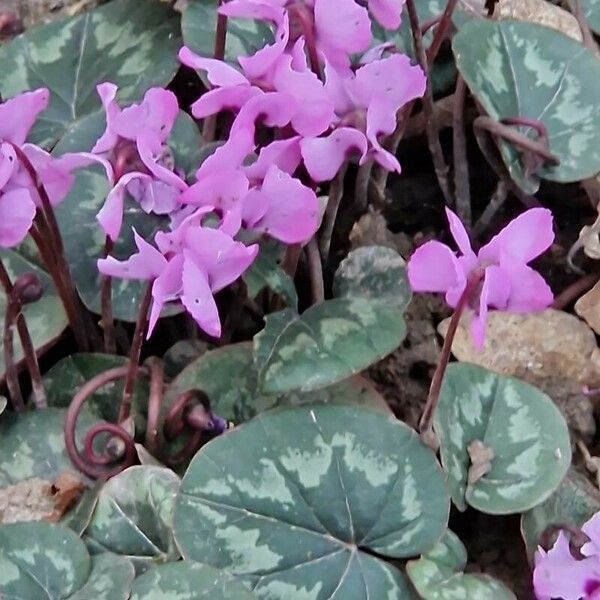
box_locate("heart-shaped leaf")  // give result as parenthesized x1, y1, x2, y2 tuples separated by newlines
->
(0, 521, 134, 599)
(0, 407, 99, 487)
(163, 340, 210, 378)
(244, 249, 298, 310)
(433, 363, 571, 514)
(0, 0, 181, 148)
(0, 249, 67, 377)
(173, 405, 449, 600)
(42, 353, 149, 423)
(453, 19, 600, 193)
(582, 0, 600, 34)
(130, 561, 257, 600)
(84, 465, 181, 574)
(254, 246, 410, 393)
(182, 0, 272, 64)
(406, 529, 516, 599)
(521, 468, 600, 559)
(165, 342, 391, 425)
(53, 110, 200, 322)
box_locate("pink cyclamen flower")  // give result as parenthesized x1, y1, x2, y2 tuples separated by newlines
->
(534, 513, 600, 599)
(407, 207, 554, 348)
(93, 83, 187, 241)
(300, 55, 426, 181)
(98, 227, 258, 338)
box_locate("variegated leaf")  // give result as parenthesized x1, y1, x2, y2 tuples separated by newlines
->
(581, 0, 600, 34)
(182, 0, 272, 64)
(53, 110, 201, 321)
(0, 407, 99, 487)
(433, 364, 571, 514)
(0, 0, 181, 148)
(84, 466, 181, 574)
(165, 342, 391, 427)
(453, 19, 600, 192)
(173, 405, 449, 600)
(254, 246, 410, 393)
(0, 522, 134, 599)
(521, 468, 600, 558)
(163, 339, 210, 378)
(0, 250, 67, 378)
(406, 530, 516, 600)
(130, 561, 256, 600)
(244, 249, 298, 310)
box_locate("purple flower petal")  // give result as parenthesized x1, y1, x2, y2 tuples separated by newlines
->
(0, 188, 36, 248)
(148, 252, 184, 337)
(445, 207, 476, 260)
(407, 240, 465, 295)
(179, 47, 250, 86)
(368, 0, 405, 29)
(245, 137, 302, 181)
(314, 0, 371, 57)
(0, 88, 49, 146)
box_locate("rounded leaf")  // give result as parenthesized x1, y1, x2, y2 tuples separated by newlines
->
(130, 561, 256, 600)
(173, 405, 449, 600)
(581, 0, 600, 34)
(454, 19, 600, 192)
(433, 363, 571, 514)
(84, 465, 181, 573)
(0, 0, 181, 147)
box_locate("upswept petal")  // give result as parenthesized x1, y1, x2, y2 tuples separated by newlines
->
(583, 513, 600, 558)
(0, 143, 18, 189)
(190, 86, 262, 119)
(129, 179, 180, 215)
(148, 252, 184, 337)
(445, 207, 476, 260)
(314, 0, 371, 56)
(478, 208, 555, 265)
(0, 188, 37, 248)
(503, 264, 554, 313)
(0, 88, 49, 146)
(93, 83, 120, 154)
(407, 240, 465, 294)
(179, 47, 250, 86)
(368, 0, 405, 29)
(245, 137, 302, 181)
(155, 206, 214, 254)
(178, 169, 249, 211)
(365, 100, 401, 173)
(301, 128, 368, 182)
(136, 132, 187, 191)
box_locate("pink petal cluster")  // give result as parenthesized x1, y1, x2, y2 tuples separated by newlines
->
(407, 207, 554, 348)
(96, 0, 426, 338)
(0, 89, 109, 248)
(534, 513, 600, 599)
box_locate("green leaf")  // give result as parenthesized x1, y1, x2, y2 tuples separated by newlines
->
(0, 397, 6, 416)
(52, 110, 199, 322)
(0, 0, 181, 148)
(0, 407, 99, 487)
(582, 0, 600, 34)
(255, 246, 410, 393)
(406, 530, 516, 600)
(165, 342, 391, 425)
(0, 522, 134, 599)
(433, 363, 571, 514)
(173, 405, 449, 600)
(521, 468, 600, 559)
(244, 250, 298, 310)
(0, 250, 67, 377)
(42, 353, 149, 423)
(453, 19, 600, 193)
(163, 339, 210, 378)
(130, 561, 257, 600)
(62, 483, 102, 536)
(182, 0, 272, 64)
(84, 465, 181, 574)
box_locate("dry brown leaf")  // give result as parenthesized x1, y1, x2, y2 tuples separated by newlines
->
(349, 209, 409, 253)
(51, 471, 85, 516)
(467, 439, 495, 484)
(438, 309, 600, 440)
(495, 0, 582, 41)
(576, 281, 600, 334)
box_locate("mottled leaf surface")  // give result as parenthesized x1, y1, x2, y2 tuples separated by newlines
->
(53, 110, 199, 321)
(254, 246, 410, 393)
(163, 340, 210, 378)
(406, 530, 516, 599)
(0, 0, 181, 147)
(182, 0, 272, 64)
(521, 468, 600, 558)
(454, 19, 600, 192)
(433, 364, 571, 514)
(244, 250, 298, 310)
(130, 561, 256, 600)
(0, 407, 98, 487)
(0, 250, 67, 376)
(166, 342, 391, 426)
(582, 0, 600, 34)
(0, 522, 134, 599)
(173, 405, 449, 600)
(84, 466, 181, 574)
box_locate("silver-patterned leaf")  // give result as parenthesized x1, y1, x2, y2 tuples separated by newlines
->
(173, 405, 449, 600)
(433, 363, 571, 514)
(0, 250, 67, 378)
(254, 246, 410, 393)
(521, 468, 600, 559)
(581, 0, 600, 34)
(0, 407, 99, 487)
(406, 530, 516, 600)
(84, 465, 181, 574)
(0, 0, 181, 148)
(454, 19, 600, 192)
(130, 561, 256, 600)
(0, 522, 134, 599)
(243, 250, 298, 310)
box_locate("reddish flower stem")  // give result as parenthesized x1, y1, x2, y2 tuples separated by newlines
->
(419, 269, 484, 448)
(118, 283, 152, 422)
(100, 236, 116, 354)
(552, 272, 600, 311)
(306, 237, 324, 304)
(2, 291, 24, 412)
(320, 165, 348, 259)
(425, 0, 459, 65)
(145, 357, 165, 456)
(452, 76, 470, 224)
(0, 260, 46, 409)
(290, 4, 322, 80)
